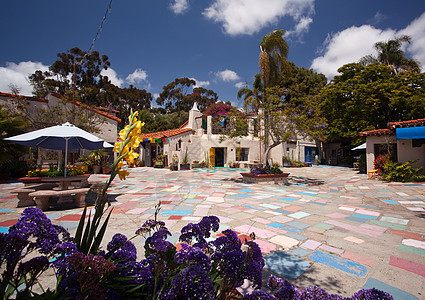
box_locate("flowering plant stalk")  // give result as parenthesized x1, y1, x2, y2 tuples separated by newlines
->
(75, 109, 144, 255)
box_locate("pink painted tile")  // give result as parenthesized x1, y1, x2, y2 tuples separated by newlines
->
(360, 223, 387, 232)
(341, 251, 375, 266)
(325, 220, 383, 238)
(217, 203, 233, 207)
(269, 227, 289, 235)
(125, 208, 148, 215)
(194, 208, 210, 216)
(252, 217, 272, 224)
(402, 239, 425, 250)
(326, 213, 348, 219)
(285, 205, 304, 212)
(389, 256, 425, 277)
(319, 245, 344, 255)
(301, 239, 322, 250)
(315, 199, 328, 204)
(119, 201, 138, 209)
(356, 209, 380, 217)
(234, 225, 277, 239)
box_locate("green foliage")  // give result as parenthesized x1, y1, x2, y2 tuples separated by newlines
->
(373, 153, 392, 174)
(321, 63, 425, 144)
(138, 109, 189, 133)
(157, 77, 218, 113)
(382, 160, 425, 182)
(0, 106, 29, 163)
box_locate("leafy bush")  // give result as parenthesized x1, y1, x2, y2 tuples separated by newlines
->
(250, 164, 283, 175)
(382, 160, 425, 182)
(373, 153, 391, 174)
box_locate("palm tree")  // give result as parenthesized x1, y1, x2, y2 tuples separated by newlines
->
(359, 35, 420, 74)
(258, 29, 290, 88)
(237, 75, 263, 113)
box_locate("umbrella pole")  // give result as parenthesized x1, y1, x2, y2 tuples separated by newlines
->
(64, 138, 69, 177)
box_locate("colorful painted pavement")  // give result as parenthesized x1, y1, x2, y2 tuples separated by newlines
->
(0, 166, 424, 299)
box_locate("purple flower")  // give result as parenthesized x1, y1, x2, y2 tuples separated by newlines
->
(136, 219, 166, 235)
(213, 229, 241, 253)
(242, 290, 275, 299)
(161, 265, 214, 300)
(350, 288, 393, 300)
(17, 256, 49, 279)
(271, 276, 301, 300)
(107, 233, 128, 252)
(175, 243, 211, 273)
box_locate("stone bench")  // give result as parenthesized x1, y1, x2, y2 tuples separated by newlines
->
(12, 183, 59, 207)
(28, 188, 90, 211)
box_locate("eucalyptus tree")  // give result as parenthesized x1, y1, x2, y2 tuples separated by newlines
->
(359, 35, 420, 75)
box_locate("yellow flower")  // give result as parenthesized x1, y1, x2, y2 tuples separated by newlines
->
(113, 141, 122, 153)
(118, 168, 129, 180)
(125, 149, 139, 164)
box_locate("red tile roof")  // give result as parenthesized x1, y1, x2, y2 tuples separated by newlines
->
(0, 91, 47, 103)
(140, 128, 192, 139)
(359, 129, 393, 136)
(389, 118, 425, 129)
(178, 120, 189, 129)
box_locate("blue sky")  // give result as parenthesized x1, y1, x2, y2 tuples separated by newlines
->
(1, 0, 424, 108)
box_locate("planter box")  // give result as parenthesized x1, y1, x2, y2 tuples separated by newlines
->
(19, 176, 43, 187)
(240, 173, 290, 185)
(180, 164, 190, 170)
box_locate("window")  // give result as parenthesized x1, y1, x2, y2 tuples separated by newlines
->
(236, 147, 249, 161)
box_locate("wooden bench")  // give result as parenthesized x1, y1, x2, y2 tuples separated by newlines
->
(12, 183, 58, 207)
(29, 188, 90, 211)
(368, 169, 378, 180)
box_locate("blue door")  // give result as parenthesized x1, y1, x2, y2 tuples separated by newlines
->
(305, 147, 318, 164)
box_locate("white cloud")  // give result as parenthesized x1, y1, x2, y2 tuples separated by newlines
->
(170, 0, 189, 14)
(400, 12, 425, 70)
(235, 81, 246, 89)
(216, 69, 240, 81)
(190, 77, 210, 88)
(0, 61, 49, 96)
(286, 16, 313, 37)
(203, 0, 314, 36)
(101, 68, 124, 87)
(126, 68, 148, 85)
(311, 25, 395, 79)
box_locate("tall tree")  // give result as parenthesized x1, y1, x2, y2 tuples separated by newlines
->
(157, 78, 218, 113)
(359, 35, 420, 75)
(258, 29, 290, 89)
(321, 62, 425, 144)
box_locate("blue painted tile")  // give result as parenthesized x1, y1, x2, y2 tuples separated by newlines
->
(289, 248, 312, 257)
(381, 199, 399, 205)
(363, 278, 420, 300)
(287, 233, 307, 241)
(264, 251, 310, 279)
(297, 191, 317, 196)
(281, 226, 304, 234)
(275, 209, 291, 214)
(311, 202, 327, 206)
(279, 197, 297, 202)
(359, 205, 380, 210)
(268, 222, 285, 228)
(286, 221, 310, 229)
(310, 251, 367, 277)
(353, 213, 378, 219)
(0, 227, 9, 233)
(243, 205, 264, 210)
(345, 216, 367, 223)
(0, 209, 15, 213)
(407, 198, 422, 201)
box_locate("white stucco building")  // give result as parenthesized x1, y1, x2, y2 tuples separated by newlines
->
(138, 103, 322, 168)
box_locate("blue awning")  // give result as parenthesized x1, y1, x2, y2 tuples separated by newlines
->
(396, 126, 425, 140)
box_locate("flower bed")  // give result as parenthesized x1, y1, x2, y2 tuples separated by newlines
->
(240, 172, 290, 184)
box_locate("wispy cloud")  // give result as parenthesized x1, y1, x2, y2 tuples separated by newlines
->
(216, 69, 240, 81)
(170, 0, 189, 15)
(0, 61, 49, 96)
(190, 77, 210, 88)
(234, 81, 246, 89)
(203, 0, 314, 36)
(286, 16, 313, 38)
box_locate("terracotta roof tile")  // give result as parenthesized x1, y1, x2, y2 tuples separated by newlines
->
(359, 129, 393, 136)
(389, 118, 425, 129)
(178, 120, 189, 129)
(140, 128, 192, 139)
(0, 91, 47, 102)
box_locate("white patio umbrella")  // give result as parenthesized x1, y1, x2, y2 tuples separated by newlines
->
(4, 122, 113, 177)
(352, 143, 366, 150)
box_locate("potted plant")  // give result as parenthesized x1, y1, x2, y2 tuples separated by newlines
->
(170, 154, 179, 171)
(180, 148, 190, 170)
(282, 156, 291, 167)
(154, 155, 165, 168)
(89, 149, 105, 174)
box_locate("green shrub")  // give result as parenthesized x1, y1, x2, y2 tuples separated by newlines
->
(382, 160, 425, 182)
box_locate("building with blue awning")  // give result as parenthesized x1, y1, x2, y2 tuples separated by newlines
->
(359, 118, 425, 173)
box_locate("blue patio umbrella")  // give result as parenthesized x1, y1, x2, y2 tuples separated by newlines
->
(4, 122, 113, 177)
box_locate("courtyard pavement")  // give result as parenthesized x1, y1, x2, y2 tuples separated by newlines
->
(0, 166, 424, 299)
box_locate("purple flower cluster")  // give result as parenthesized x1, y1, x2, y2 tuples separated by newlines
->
(136, 219, 166, 235)
(174, 243, 211, 273)
(179, 216, 220, 249)
(211, 229, 265, 290)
